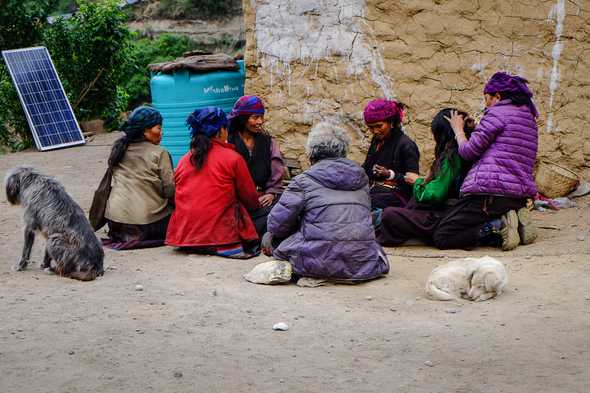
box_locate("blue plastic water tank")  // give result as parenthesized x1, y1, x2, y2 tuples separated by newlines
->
(151, 60, 245, 166)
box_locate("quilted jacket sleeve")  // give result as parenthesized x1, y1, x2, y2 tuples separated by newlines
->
(459, 109, 505, 162)
(267, 176, 305, 238)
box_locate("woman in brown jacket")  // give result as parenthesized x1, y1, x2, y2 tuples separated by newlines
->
(103, 106, 175, 250)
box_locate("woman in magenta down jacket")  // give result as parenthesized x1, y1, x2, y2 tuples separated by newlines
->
(433, 72, 539, 251)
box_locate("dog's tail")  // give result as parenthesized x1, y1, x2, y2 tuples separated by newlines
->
(425, 280, 456, 301)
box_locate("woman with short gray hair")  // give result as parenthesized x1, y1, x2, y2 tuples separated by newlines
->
(262, 121, 389, 282)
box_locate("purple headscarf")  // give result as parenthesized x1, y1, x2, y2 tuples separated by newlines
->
(228, 95, 265, 119)
(363, 99, 405, 124)
(187, 107, 228, 137)
(484, 72, 539, 118)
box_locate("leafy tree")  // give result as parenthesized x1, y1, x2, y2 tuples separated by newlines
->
(0, 0, 56, 150)
(0, 0, 56, 51)
(157, 0, 241, 19)
(43, 0, 132, 128)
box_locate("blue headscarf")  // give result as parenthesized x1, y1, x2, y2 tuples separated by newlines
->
(121, 106, 163, 140)
(187, 107, 228, 137)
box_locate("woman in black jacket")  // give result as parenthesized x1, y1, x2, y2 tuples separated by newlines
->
(362, 99, 420, 209)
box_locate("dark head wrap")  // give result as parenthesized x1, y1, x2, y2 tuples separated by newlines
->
(120, 106, 163, 141)
(187, 107, 228, 137)
(363, 99, 405, 124)
(484, 72, 539, 118)
(228, 95, 265, 119)
(108, 106, 163, 168)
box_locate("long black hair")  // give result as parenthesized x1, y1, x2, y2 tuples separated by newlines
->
(426, 108, 474, 182)
(190, 133, 211, 169)
(186, 107, 228, 169)
(108, 134, 142, 168)
(496, 91, 531, 107)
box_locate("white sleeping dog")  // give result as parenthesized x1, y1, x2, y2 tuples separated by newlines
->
(425, 256, 508, 301)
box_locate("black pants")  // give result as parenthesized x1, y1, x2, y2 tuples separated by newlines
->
(432, 195, 526, 250)
(250, 205, 274, 238)
(370, 185, 409, 209)
(376, 200, 444, 246)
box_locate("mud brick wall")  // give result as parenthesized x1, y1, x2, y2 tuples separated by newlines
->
(243, 0, 589, 175)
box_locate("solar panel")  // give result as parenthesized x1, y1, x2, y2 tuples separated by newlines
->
(2, 46, 85, 151)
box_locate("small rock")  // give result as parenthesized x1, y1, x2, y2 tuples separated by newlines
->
(389, 307, 397, 312)
(175, 291, 185, 296)
(211, 289, 217, 297)
(577, 234, 586, 241)
(445, 308, 460, 314)
(135, 285, 144, 292)
(365, 296, 373, 301)
(560, 355, 566, 360)
(68, 350, 75, 355)
(424, 360, 434, 367)
(135, 329, 144, 334)
(173, 371, 183, 378)
(272, 322, 289, 331)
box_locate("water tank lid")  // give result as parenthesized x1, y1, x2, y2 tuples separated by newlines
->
(149, 52, 239, 74)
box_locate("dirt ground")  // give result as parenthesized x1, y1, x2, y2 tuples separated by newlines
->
(1, 132, 589, 393)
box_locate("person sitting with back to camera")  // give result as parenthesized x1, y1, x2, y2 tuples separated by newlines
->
(165, 107, 262, 258)
(261, 121, 390, 283)
(361, 99, 420, 210)
(103, 106, 174, 250)
(228, 95, 284, 237)
(376, 108, 475, 246)
(432, 72, 539, 251)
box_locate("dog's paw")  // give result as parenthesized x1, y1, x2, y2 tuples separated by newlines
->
(12, 262, 27, 272)
(42, 267, 55, 275)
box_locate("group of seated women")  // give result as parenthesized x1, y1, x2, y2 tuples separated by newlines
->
(101, 71, 539, 282)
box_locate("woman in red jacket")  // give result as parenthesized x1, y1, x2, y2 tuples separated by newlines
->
(165, 107, 261, 258)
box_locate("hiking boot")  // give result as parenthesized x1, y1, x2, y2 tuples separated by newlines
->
(517, 207, 537, 245)
(500, 210, 520, 251)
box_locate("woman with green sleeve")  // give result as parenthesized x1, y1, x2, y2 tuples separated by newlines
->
(376, 108, 474, 246)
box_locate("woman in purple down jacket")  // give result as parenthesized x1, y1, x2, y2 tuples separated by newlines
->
(433, 72, 539, 251)
(264, 122, 390, 281)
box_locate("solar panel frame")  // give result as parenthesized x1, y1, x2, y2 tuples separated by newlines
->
(2, 46, 85, 151)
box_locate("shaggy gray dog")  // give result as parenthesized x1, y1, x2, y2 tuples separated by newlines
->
(4, 166, 104, 281)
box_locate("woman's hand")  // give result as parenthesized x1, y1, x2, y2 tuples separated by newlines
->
(258, 193, 275, 207)
(372, 164, 391, 179)
(404, 172, 422, 185)
(444, 110, 467, 143)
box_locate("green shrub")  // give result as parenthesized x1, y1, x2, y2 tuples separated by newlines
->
(125, 33, 243, 107)
(157, 0, 241, 19)
(44, 0, 132, 129)
(0, 0, 55, 150)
